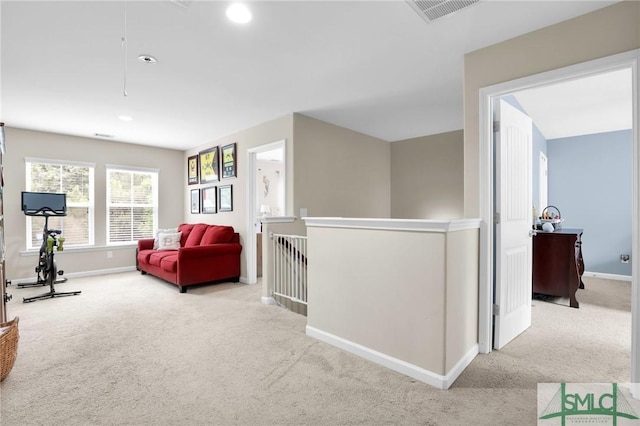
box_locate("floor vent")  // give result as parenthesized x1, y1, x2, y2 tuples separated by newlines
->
(406, 0, 480, 23)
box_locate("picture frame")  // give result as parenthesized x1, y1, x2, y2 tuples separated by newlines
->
(218, 184, 233, 212)
(221, 142, 237, 179)
(187, 155, 199, 185)
(199, 146, 219, 183)
(201, 186, 217, 214)
(190, 189, 200, 214)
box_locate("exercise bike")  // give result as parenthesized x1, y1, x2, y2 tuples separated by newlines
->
(20, 191, 81, 303)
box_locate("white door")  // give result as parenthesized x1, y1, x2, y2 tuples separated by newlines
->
(494, 99, 533, 350)
(246, 140, 286, 285)
(539, 151, 548, 211)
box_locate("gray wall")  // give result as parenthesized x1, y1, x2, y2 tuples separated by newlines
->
(293, 114, 391, 222)
(4, 127, 184, 281)
(548, 129, 632, 276)
(390, 130, 464, 219)
(464, 1, 640, 217)
(183, 114, 294, 280)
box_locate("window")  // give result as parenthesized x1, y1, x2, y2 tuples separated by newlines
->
(26, 158, 95, 249)
(106, 166, 158, 244)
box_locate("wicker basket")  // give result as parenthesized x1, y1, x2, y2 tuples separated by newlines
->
(0, 316, 19, 382)
(540, 205, 563, 230)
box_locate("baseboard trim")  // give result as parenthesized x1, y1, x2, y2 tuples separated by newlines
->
(261, 296, 277, 305)
(583, 271, 632, 281)
(12, 266, 137, 284)
(442, 344, 479, 389)
(305, 326, 477, 390)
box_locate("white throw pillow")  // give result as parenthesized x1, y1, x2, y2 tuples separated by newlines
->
(154, 227, 178, 249)
(157, 232, 182, 250)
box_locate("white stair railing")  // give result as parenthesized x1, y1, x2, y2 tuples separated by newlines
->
(271, 233, 307, 305)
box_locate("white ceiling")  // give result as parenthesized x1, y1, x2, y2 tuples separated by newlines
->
(1, 0, 622, 151)
(513, 67, 633, 140)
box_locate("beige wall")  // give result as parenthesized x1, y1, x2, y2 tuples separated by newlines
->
(307, 226, 447, 374)
(445, 229, 479, 372)
(4, 127, 183, 280)
(464, 1, 640, 216)
(183, 114, 294, 280)
(5, 113, 392, 283)
(293, 114, 391, 221)
(305, 220, 480, 385)
(391, 130, 464, 219)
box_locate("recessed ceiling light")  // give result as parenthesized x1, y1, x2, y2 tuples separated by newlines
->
(226, 3, 252, 24)
(138, 54, 157, 64)
(118, 115, 133, 122)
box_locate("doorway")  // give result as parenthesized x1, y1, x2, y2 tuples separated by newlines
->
(246, 139, 286, 285)
(478, 50, 639, 393)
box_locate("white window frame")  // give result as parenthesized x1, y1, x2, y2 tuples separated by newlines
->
(25, 157, 95, 250)
(106, 164, 159, 246)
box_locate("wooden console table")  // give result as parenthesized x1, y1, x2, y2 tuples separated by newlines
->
(532, 228, 584, 308)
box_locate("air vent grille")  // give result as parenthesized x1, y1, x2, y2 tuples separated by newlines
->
(407, 0, 479, 22)
(94, 133, 115, 139)
(170, 0, 193, 8)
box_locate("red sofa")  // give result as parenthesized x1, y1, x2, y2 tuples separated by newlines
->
(137, 223, 242, 293)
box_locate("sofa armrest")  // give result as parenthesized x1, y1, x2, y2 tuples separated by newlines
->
(138, 238, 155, 250)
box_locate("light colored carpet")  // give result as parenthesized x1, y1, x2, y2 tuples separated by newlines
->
(0, 273, 632, 425)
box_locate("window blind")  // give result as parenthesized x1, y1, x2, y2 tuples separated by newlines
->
(107, 167, 158, 244)
(25, 159, 95, 249)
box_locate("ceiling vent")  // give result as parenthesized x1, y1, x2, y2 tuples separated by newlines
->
(94, 133, 115, 139)
(170, 0, 193, 8)
(406, 0, 480, 23)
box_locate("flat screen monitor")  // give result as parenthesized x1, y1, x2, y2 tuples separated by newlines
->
(21, 191, 67, 216)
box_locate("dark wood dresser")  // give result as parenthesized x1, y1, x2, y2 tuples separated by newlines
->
(532, 228, 584, 308)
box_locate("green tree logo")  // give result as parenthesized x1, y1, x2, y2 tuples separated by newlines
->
(540, 383, 639, 425)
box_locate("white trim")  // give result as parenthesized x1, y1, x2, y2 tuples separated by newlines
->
(105, 164, 159, 174)
(25, 157, 95, 168)
(442, 344, 480, 389)
(247, 139, 286, 285)
(306, 326, 478, 390)
(11, 266, 137, 284)
(20, 243, 135, 256)
(246, 150, 258, 285)
(261, 296, 277, 305)
(631, 50, 640, 398)
(477, 50, 639, 391)
(582, 271, 632, 282)
(303, 217, 481, 233)
(260, 216, 297, 224)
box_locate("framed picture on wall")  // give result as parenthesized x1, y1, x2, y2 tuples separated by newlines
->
(221, 142, 237, 179)
(187, 155, 199, 185)
(219, 185, 233, 212)
(190, 189, 200, 214)
(201, 186, 217, 214)
(199, 146, 219, 183)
